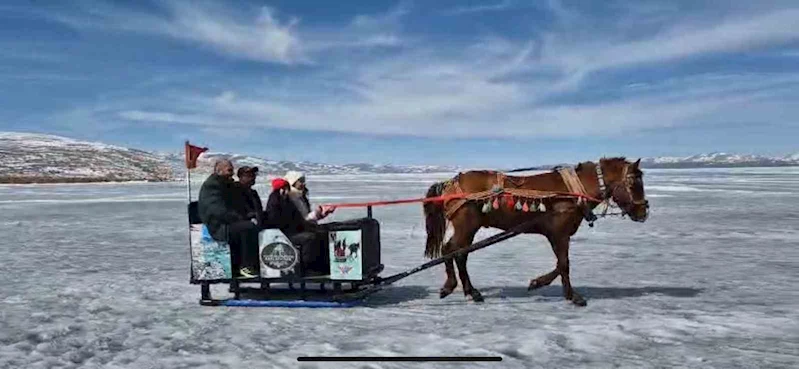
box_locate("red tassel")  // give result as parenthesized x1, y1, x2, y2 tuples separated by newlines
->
(492, 197, 499, 209)
(506, 196, 514, 208)
(522, 201, 529, 212)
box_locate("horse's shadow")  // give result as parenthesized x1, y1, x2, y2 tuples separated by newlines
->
(363, 285, 703, 306)
(483, 285, 703, 300)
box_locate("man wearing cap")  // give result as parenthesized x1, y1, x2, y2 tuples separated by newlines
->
(198, 159, 261, 278)
(233, 166, 265, 227)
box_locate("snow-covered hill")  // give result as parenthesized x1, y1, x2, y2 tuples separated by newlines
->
(640, 152, 799, 168)
(0, 132, 461, 183)
(2, 132, 795, 183)
(0, 133, 173, 183)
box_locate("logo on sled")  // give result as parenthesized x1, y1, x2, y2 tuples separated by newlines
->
(338, 265, 353, 274)
(260, 242, 298, 271)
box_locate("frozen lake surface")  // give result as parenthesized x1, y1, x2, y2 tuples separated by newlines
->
(1, 168, 798, 368)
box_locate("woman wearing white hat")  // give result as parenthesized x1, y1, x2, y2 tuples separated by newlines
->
(284, 170, 335, 222)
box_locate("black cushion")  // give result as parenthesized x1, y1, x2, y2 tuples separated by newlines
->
(188, 201, 202, 224)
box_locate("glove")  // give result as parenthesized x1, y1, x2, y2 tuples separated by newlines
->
(316, 205, 335, 219)
(321, 205, 336, 216)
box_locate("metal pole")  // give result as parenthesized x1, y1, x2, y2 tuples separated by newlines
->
(186, 143, 193, 283)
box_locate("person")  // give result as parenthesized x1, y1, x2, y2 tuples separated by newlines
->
(264, 177, 328, 276)
(197, 159, 260, 278)
(283, 170, 335, 223)
(233, 166, 265, 227)
(264, 178, 313, 237)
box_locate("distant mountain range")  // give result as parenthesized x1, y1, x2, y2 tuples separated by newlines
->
(529, 152, 799, 170)
(638, 152, 799, 168)
(154, 150, 462, 177)
(0, 132, 796, 183)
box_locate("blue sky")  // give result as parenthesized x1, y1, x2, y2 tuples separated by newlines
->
(1, 0, 798, 167)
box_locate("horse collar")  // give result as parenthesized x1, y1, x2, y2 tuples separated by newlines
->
(595, 162, 607, 199)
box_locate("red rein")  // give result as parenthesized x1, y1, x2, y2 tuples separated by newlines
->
(321, 191, 602, 209)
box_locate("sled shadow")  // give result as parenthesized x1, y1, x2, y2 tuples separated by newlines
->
(364, 285, 435, 306)
(485, 285, 703, 300)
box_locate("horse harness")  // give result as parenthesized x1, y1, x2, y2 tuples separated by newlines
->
(440, 161, 642, 223)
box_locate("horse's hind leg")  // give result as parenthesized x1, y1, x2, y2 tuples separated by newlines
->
(452, 220, 480, 302)
(439, 239, 458, 298)
(455, 253, 483, 302)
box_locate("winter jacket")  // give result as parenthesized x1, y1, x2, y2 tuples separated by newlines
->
(197, 174, 242, 242)
(264, 190, 315, 237)
(288, 187, 322, 222)
(232, 182, 265, 226)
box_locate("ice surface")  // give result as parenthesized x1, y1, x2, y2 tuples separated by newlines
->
(1, 168, 798, 368)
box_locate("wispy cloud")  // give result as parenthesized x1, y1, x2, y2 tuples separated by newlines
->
(18, 0, 799, 147)
(443, 0, 516, 15)
(44, 0, 407, 64)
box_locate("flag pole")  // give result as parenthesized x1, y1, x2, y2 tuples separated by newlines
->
(185, 140, 192, 203)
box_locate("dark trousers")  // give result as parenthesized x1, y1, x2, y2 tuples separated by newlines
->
(228, 220, 261, 273)
(289, 230, 329, 275)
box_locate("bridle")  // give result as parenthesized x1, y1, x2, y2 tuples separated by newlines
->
(595, 161, 648, 217)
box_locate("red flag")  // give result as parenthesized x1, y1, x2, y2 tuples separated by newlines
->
(184, 141, 208, 169)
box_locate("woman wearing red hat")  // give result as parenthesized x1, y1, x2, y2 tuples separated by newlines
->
(264, 176, 328, 275)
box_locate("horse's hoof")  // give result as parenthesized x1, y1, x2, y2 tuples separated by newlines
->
(439, 288, 453, 299)
(572, 296, 587, 307)
(466, 290, 484, 303)
(528, 279, 543, 291)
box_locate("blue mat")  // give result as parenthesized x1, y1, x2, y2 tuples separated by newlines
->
(221, 299, 362, 308)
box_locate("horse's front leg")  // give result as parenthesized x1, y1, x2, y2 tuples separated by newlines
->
(550, 235, 586, 306)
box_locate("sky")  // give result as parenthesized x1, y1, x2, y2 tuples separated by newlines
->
(1, 0, 798, 167)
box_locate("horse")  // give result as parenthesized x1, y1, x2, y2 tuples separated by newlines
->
(348, 243, 360, 259)
(422, 157, 649, 306)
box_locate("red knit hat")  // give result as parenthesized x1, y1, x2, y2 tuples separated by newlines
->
(271, 178, 289, 191)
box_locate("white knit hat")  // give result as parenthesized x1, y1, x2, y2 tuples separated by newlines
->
(284, 170, 305, 186)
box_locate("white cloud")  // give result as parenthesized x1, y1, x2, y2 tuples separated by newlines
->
(40, 1, 799, 140)
(45, 0, 407, 64)
(443, 0, 516, 15)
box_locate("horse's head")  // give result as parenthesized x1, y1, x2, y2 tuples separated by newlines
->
(598, 157, 649, 222)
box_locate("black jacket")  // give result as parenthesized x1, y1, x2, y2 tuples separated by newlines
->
(232, 183, 265, 226)
(264, 190, 315, 237)
(197, 174, 242, 241)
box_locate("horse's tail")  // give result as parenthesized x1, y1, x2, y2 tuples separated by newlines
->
(424, 181, 448, 259)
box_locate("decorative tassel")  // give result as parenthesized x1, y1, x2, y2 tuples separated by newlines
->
(506, 196, 514, 209)
(522, 201, 529, 212)
(577, 197, 584, 206)
(515, 199, 522, 210)
(492, 197, 499, 209)
(538, 201, 546, 212)
(482, 201, 491, 213)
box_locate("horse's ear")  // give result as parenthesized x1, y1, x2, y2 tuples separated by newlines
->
(632, 158, 641, 170)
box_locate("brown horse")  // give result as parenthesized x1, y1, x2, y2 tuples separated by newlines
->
(423, 157, 649, 306)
